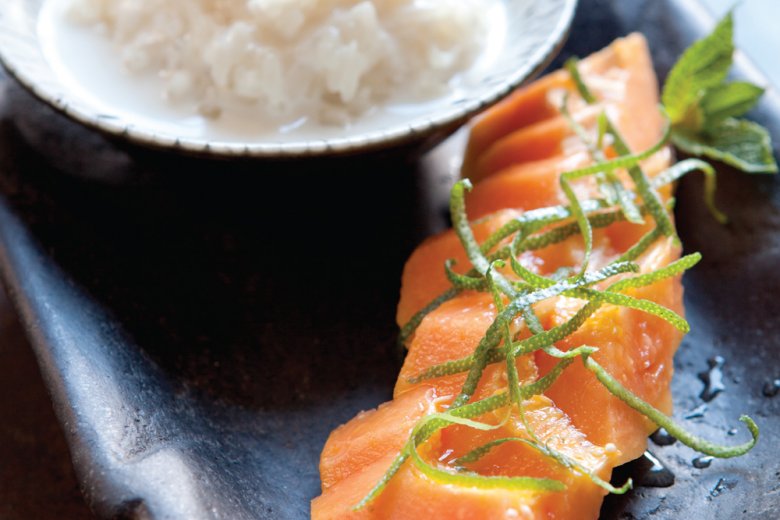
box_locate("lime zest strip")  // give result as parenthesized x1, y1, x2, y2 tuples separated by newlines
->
(408, 418, 566, 493)
(454, 436, 632, 495)
(450, 259, 638, 408)
(650, 158, 728, 223)
(397, 163, 694, 347)
(410, 254, 700, 383)
(560, 95, 644, 224)
(559, 112, 671, 274)
(567, 57, 677, 240)
(445, 259, 487, 291)
(584, 356, 759, 458)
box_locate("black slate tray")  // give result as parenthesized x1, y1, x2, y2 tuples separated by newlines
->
(0, 0, 778, 518)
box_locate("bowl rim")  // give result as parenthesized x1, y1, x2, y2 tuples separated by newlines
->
(0, 0, 578, 158)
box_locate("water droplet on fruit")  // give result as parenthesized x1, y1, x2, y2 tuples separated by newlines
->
(439, 449, 454, 463)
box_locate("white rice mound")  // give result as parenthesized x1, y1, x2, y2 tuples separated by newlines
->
(68, 0, 488, 126)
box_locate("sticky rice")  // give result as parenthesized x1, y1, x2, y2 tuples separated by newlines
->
(68, 0, 488, 126)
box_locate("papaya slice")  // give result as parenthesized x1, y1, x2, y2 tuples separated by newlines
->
(314, 392, 617, 520)
(462, 33, 664, 183)
(315, 33, 682, 519)
(534, 237, 683, 464)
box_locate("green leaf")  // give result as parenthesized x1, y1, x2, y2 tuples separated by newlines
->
(701, 81, 765, 128)
(672, 118, 778, 174)
(662, 13, 734, 123)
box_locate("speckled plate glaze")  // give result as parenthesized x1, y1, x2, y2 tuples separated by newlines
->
(0, 0, 576, 158)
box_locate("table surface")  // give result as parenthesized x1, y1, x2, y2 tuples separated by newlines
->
(1, 2, 778, 519)
(0, 287, 92, 519)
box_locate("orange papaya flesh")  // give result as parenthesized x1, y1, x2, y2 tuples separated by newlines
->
(320, 385, 440, 491)
(316, 33, 683, 520)
(314, 393, 617, 520)
(463, 33, 662, 184)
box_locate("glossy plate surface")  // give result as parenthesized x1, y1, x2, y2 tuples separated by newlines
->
(0, 1, 778, 519)
(0, 0, 576, 158)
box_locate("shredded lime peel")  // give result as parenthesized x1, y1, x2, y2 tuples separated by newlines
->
(356, 48, 759, 512)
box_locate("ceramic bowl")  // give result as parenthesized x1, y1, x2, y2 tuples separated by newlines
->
(0, 0, 577, 158)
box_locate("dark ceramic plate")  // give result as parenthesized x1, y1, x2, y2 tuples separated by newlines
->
(0, 0, 778, 518)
